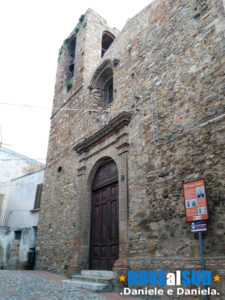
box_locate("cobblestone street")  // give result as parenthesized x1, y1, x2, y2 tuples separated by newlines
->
(0, 270, 139, 300)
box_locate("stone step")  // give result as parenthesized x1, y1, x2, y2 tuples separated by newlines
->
(62, 279, 111, 292)
(72, 274, 113, 284)
(80, 270, 115, 278)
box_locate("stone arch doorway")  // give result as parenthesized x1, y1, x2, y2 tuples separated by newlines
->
(89, 158, 119, 270)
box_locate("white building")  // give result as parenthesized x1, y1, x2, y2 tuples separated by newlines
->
(0, 146, 43, 213)
(6, 169, 44, 229)
(0, 147, 45, 269)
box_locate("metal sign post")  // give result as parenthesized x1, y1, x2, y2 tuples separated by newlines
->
(198, 231, 206, 270)
(183, 179, 209, 300)
(198, 231, 209, 300)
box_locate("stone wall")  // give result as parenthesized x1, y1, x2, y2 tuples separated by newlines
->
(36, 0, 225, 294)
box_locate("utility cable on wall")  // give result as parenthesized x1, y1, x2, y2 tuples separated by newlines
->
(151, 87, 225, 145)
(0, 158, 46, 161)
(1, 83, 224, 163)
(2, 180, 44, 187)
(0, 102, 136, 113)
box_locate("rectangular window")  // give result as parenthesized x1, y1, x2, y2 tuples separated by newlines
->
(33, 184, 42, 210)
(15, 230, 21, 240)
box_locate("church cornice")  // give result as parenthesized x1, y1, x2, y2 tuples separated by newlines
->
(73, 112, 132, 154)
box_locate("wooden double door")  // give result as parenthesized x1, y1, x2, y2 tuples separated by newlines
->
(90, 160, 119, 270)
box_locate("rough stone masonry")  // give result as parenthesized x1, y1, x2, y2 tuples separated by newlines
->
(36, 0, 225, 294)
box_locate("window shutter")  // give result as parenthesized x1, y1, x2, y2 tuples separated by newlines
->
(34, 184, 42, 209)
(0, 194, 4, 210)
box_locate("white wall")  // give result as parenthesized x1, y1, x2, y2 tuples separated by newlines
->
(6, 169, 44, 229)
(0, 147, 43, 211)
(19, 228, 36, 263)
(0, 227, 36, 269)
(0, 228, 14, 266)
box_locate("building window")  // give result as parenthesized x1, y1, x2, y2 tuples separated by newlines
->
(101, 32, 115, 57)
(15, 230, 21, 240)
(96, 67, 114, 107)
(67, 38, 76, 79)
(105, 77, 113, 105)
(33, 184, 42, 210)
(57, 166, 62, 174)
(90, 60, 115, 109)
(65, 36, 76, 91)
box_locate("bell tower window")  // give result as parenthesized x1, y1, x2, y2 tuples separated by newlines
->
(105, 77, 113, 105)
(66, 37, 76, 81)
(90, 60, 115, 109)
(101, 32, 115, 57)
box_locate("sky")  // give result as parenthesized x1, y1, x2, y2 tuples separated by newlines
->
(0, 0, 151, 163)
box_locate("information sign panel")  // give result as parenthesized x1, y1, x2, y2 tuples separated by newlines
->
(183, 179, 208, 222)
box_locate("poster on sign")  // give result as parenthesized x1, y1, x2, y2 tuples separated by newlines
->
(183, 179, 209, 222)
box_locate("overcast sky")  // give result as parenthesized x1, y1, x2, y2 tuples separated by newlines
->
(0, 0, 151, 162)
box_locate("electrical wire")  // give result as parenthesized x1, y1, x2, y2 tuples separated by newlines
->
(1, 84, 224, 164)
(2, 107, 224, 187)
(0, 102, 136, 113)
(0, 209, 35, 212)
(0, 158, 46, 161)
(151, 87, 225, 145)
(2, 180, 44, 187)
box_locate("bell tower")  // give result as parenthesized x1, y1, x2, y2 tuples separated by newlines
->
(52, 9, 118, 110)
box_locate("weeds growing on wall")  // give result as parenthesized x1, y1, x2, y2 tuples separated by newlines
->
(66, 80, 72, 92)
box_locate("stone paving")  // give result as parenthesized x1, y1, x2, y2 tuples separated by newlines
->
(0, 270, 140, 300)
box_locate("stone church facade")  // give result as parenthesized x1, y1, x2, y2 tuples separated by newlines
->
(36, 0, 225, 290)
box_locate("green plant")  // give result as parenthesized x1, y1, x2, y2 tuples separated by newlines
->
(66, 80, 72, 92)
(79, 14, 85, 23)
(58, 47, 63, 56)
(63, 38, 69, 45)
(58, 38, 69, 62)
(58, 46, 63, 61)
(82, 21, 87, 28)
(74, 26, 79, 33)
